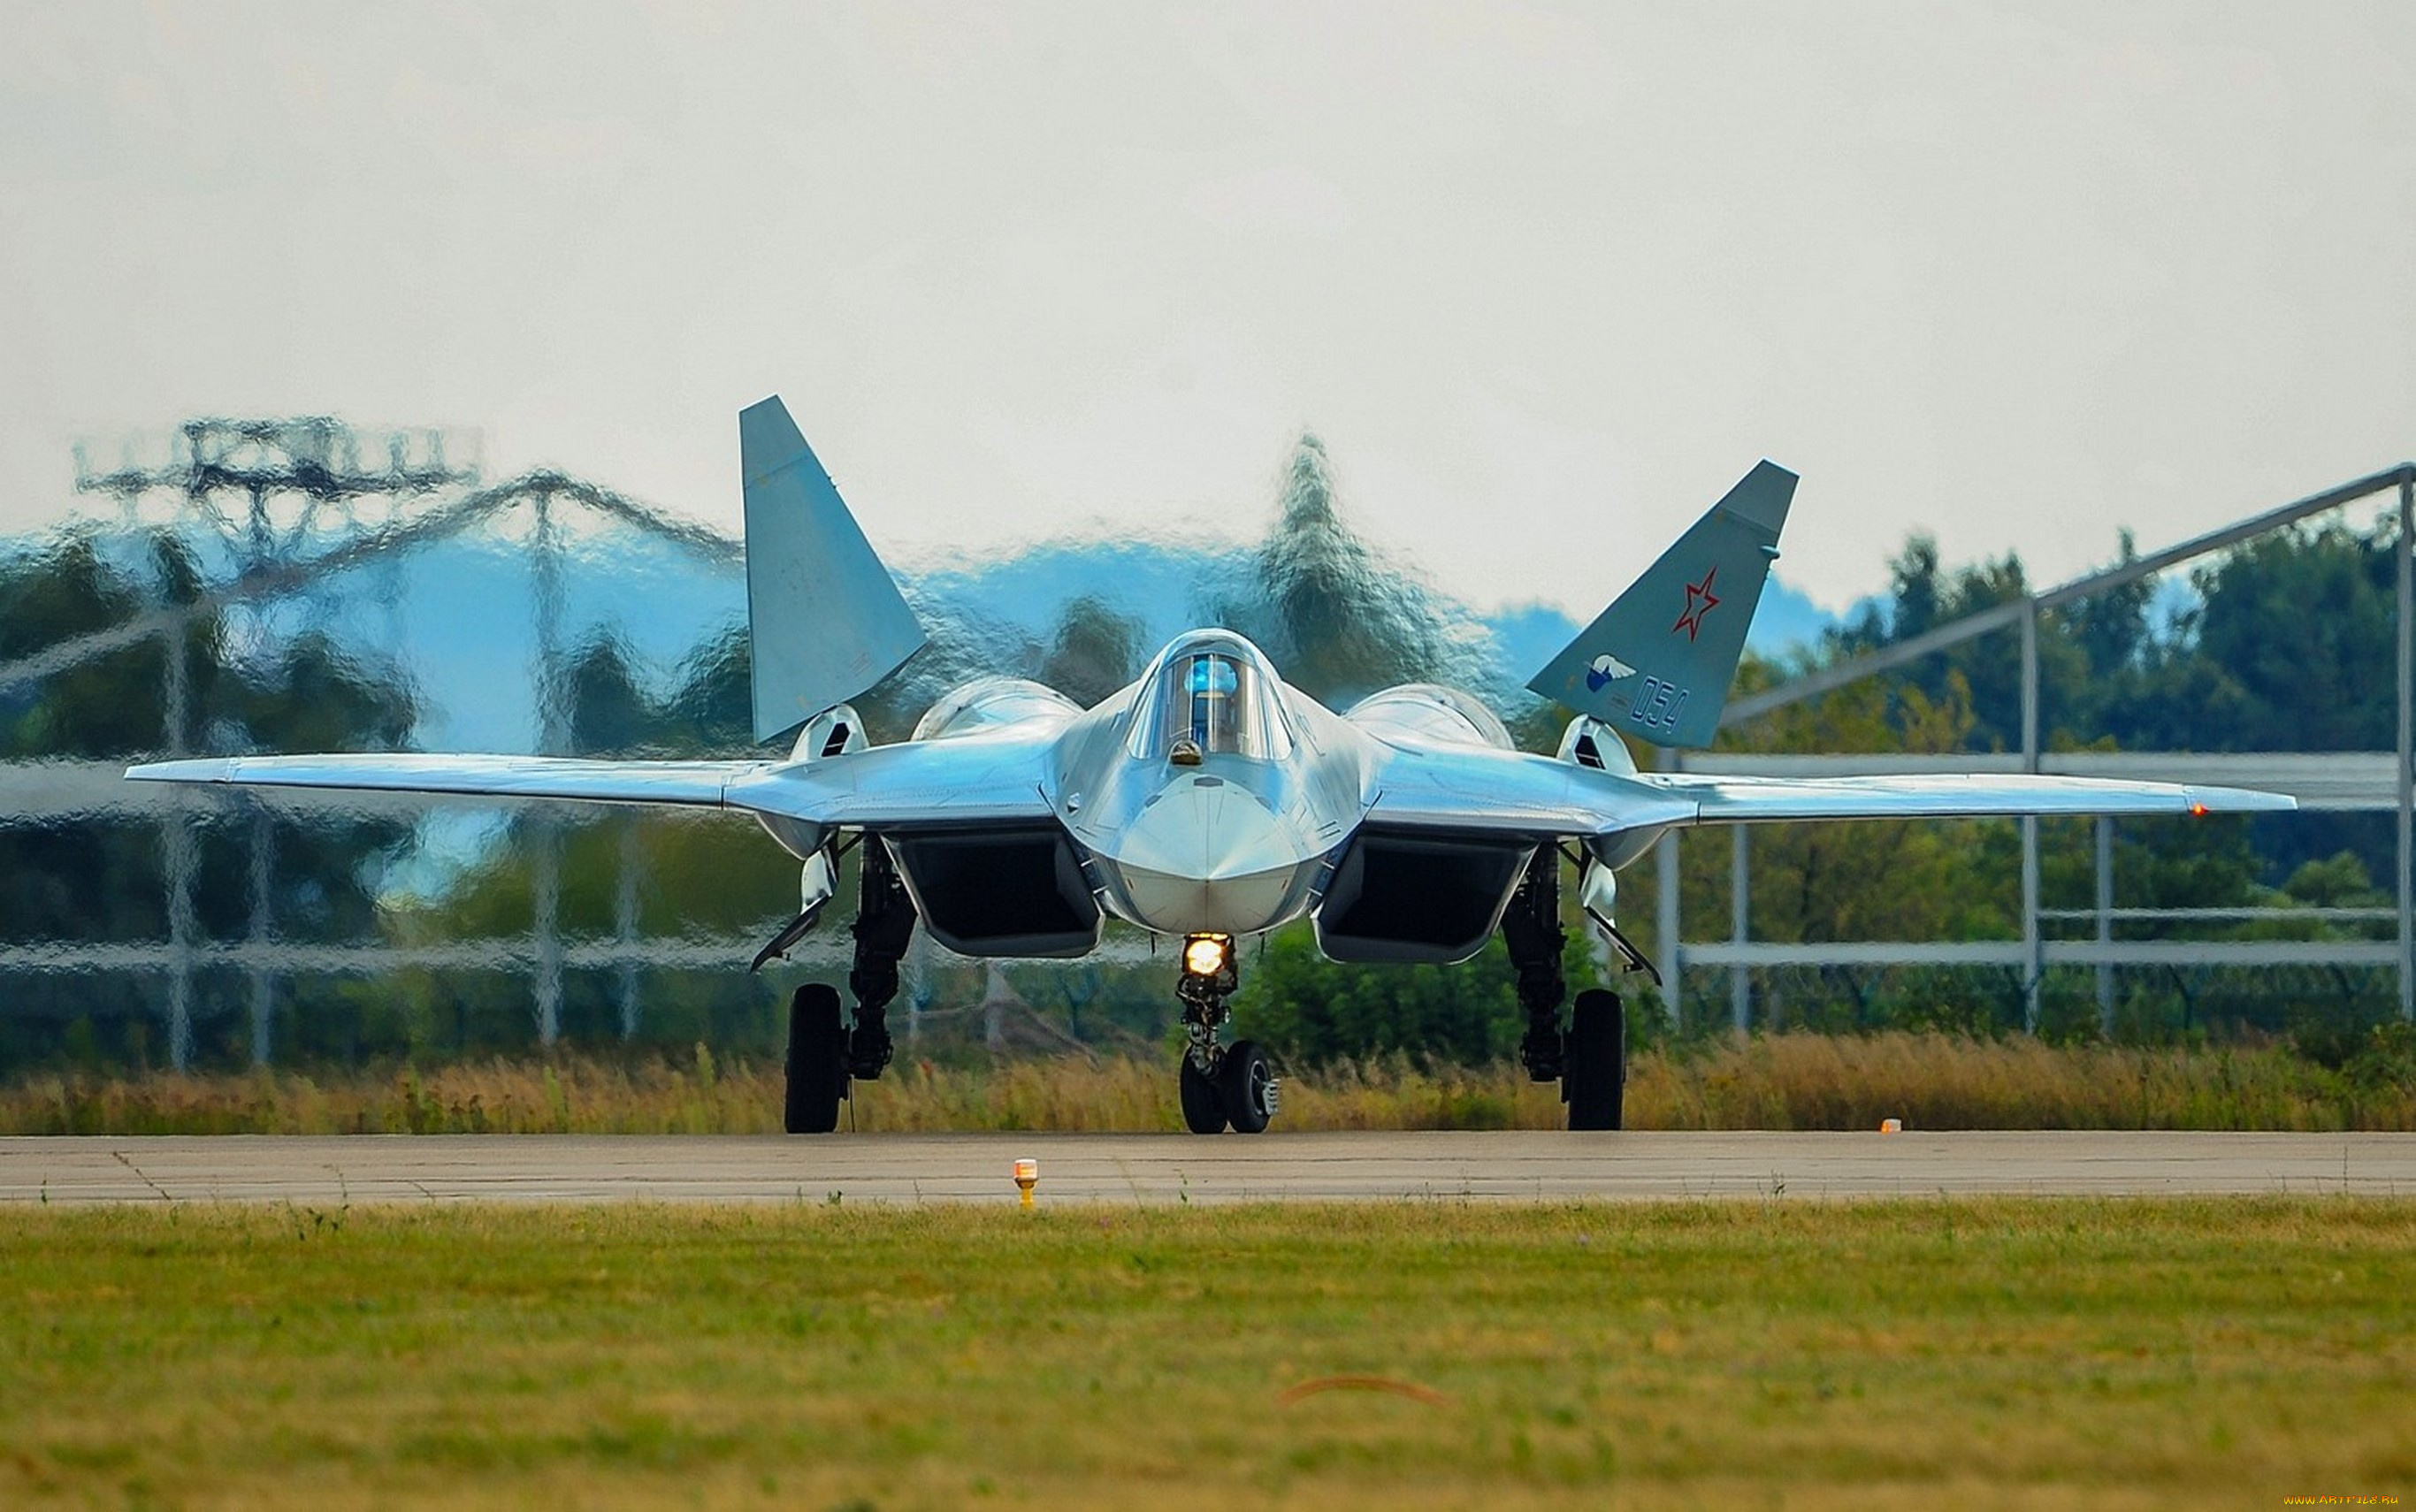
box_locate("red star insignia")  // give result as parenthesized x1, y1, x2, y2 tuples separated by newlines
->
(1671, 566, 1720, 641)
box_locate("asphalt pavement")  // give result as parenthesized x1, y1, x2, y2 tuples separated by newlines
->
(4, 1129, 2411, 1205)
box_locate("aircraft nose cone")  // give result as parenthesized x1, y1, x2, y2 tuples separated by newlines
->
(1130, 781, 1278, 879)
(1105, 777, 1314, 934)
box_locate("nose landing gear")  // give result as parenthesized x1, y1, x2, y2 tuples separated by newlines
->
(1175, 934, 1278, 1134)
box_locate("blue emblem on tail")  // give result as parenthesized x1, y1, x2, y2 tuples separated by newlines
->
(1585, 653, 1634, 692)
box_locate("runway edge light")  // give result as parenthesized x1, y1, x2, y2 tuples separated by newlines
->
(1013, 1157, 1038, 1208)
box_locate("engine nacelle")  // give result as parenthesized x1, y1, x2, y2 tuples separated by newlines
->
(1342, 683, 1516, 750)
(753, 702, 869, 859)
(911, 677, 1083, 743)
(1558, 714, 1662, 872)
(1555, 714, 1640, 775)
(789, 703, 869, 763)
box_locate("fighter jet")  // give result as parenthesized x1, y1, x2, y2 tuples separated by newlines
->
(128, 397, 2295, 1134)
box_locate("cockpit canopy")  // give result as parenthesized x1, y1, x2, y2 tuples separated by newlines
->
(1127, 631, 1293, 762)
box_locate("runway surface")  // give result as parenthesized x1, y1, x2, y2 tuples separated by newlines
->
(4, 1130, 2412, 1205)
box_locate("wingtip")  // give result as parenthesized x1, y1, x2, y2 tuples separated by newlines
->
(2183, 784, 2297, 814)
(125, 757, 233, 783)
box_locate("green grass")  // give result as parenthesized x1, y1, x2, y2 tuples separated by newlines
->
(2, 1199, 2412, 1508)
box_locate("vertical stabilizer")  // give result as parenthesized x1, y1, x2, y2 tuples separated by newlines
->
(740, 396, 928, 745)
(1525, 461, 1795, 748)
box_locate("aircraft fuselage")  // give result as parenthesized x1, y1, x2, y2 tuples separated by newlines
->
(916, 629, 1383, 943)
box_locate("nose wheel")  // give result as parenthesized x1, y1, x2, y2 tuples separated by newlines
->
(1175, 934, 1279, 1134)
(1180, 1038, 1277, 1134)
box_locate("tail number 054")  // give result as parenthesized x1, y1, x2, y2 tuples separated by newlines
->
(1625, 677, 1690, 734)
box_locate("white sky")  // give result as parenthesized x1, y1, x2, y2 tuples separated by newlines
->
(2, 1, 2409, 615)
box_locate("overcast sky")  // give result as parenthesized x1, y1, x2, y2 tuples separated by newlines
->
(2, 2, 2409, 615)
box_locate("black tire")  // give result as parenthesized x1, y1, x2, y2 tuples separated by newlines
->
(784, 983, 848, 1134)
(1180, 1055, 1227, 1134)
(1564, 989, 1625, 1132)
(1220, 1040, 1275, 1135)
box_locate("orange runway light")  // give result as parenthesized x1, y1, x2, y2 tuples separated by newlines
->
(1013, 1157, 1038, 1209)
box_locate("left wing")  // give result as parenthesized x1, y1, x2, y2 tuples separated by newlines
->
(1650, 769, 2294, 824)
(1367, 745, 1697, 836)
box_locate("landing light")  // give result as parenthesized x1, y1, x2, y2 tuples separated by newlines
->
(1183, 935, 1230, 977)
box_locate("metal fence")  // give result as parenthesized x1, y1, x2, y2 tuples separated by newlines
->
(4, 423, 2408, 1067)
(1657, 463, 2416, 1032)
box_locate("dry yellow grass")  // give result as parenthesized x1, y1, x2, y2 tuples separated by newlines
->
(4, 1030, 2408, 1134)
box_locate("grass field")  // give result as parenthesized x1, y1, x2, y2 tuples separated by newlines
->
(7, 1028, 2412, 1136)
(2, 1198, 2411, 1509)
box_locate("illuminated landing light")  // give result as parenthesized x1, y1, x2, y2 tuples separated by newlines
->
(1183, 934, 1231, 977)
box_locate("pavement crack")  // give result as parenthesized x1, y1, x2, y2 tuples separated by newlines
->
(111, 1149, 173, 1203)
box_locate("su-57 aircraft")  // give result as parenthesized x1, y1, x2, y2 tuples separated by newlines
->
(130, 397, 2294, 1134)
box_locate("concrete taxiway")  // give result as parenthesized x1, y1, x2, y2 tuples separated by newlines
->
(3, 1130, 2412, 1206)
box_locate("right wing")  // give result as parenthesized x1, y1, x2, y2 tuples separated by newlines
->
(124, 754, 753, 807)
(127, 732, 1060, 831)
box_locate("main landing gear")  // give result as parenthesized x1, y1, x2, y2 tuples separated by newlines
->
(1502, 849, 1626, 1131)
(784, 839, 920, 1135)
(1176, 933, 1277, 1134)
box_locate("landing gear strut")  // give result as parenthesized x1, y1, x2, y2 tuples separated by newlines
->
(845, 837, 916, 1081)
(1502, 848, 1627, 1131)
(1502, 849, 1567, 1084)
(1176, 934, 1276, 1134)
(781, 837, 920, 1135)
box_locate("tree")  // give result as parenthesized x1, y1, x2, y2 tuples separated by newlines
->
(1216, 434, 1477, 706)
(1038, 594, 1143, 707)
(0, 530, 418, 1073)
(1232, 926, 1601, 1067)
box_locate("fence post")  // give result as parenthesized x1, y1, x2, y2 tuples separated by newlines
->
(2398, 468, 2412, 1021)
(1730, 823, 1750, 1033)
(248, 807, 274, 1066)
(2094, 815, 2114, 1035)
(1656, 827, 1683, 1030)
(162, 615, 195, 1073)
(2021, 596, 2042, 1033)
(531, 489, 566, 1048)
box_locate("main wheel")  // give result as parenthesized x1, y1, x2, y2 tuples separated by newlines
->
(1180, 1055, 1227, 1134)
(1564, 989, 1625, 1132)
(1220, 1039, 1276, 1134)
(784, 983, 848, 1134)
